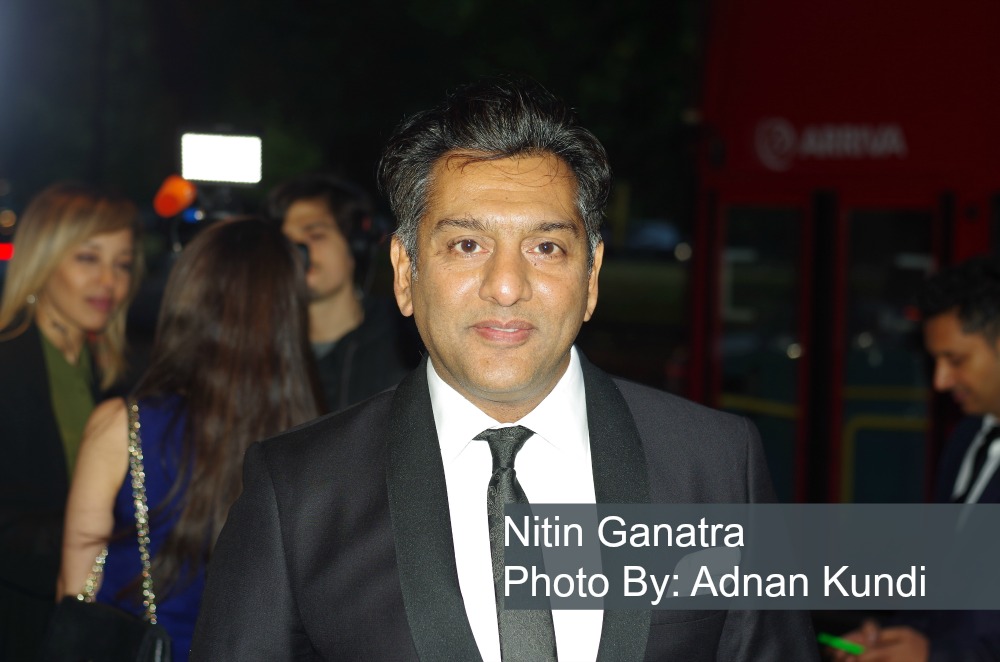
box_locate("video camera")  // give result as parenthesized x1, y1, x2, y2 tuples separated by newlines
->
(153, 130, 263, 251)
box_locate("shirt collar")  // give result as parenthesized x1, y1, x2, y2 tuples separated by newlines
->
(427, 346, 589, 463)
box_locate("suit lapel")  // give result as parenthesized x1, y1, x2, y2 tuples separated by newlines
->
(385, 354, 651, 661)
(11, 322, 53, 404)
(581, 354, 652, 662)
(6, 322, 70, 488)
(385, 359, 484, 662)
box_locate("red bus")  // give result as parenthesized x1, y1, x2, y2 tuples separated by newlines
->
(691, 0, 1000, 502)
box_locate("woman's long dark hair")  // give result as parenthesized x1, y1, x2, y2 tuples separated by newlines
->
(134, 217, 320, 592)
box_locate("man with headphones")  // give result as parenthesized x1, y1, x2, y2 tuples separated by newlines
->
(268, 173, 418, 412)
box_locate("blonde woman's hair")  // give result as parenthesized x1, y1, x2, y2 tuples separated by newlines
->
(0, 182, 144, 389)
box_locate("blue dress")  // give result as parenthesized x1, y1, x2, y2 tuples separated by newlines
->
(97, 396, 204, 662)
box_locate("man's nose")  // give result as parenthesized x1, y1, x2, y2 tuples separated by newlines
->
(933, 360, 954, 392)
(479, 245, 532, 307)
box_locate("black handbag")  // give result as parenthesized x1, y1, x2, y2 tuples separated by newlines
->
(42, 597, 171, 661)
(40, 400, 174, 662)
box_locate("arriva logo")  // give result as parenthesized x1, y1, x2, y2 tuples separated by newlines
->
(755, 118, 908, 172)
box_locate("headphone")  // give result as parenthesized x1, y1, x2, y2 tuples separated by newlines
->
(270, 174, 387, 294)
(347, 209, 383, 266)
(345, 208, 394, 296)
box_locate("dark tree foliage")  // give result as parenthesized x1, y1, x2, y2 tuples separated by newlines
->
(0, 0, 703, 226)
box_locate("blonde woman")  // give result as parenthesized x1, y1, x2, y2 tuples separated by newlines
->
(0, 182, 142, 659)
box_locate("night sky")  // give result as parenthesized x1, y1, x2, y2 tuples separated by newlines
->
(0, 0, 703, 223)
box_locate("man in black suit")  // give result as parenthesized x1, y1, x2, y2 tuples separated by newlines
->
(191, 78, 818, 661)
(923, 257, 1000, 507)
(833, 256, 1000, 662)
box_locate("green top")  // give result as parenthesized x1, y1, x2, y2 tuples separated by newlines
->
(40, 333, 95, 477)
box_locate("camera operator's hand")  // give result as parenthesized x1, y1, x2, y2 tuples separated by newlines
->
(856, 627, 928, 662)
(827, 619, 878, 662)
(827, 620, 929, 662)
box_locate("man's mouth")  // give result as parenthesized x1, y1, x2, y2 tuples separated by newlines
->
(473, 320, 535, 342)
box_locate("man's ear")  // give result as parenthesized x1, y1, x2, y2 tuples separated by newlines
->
(583, 240, 603, 322)
(390, 236, 414, 317)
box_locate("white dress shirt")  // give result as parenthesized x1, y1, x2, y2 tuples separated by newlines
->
(429, 346, 603, 662)
(952, 414, 1000, 503)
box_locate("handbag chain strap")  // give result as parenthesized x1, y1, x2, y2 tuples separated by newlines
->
(127, 398, 159, 624)
(75, 399, 160, 625)
(79, 548, 107, 600)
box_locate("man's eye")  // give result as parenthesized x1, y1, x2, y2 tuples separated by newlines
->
(457, 239, 479, 253)
(531, 242, 560, 256)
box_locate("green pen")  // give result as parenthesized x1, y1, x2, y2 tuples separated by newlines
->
(818, 632, 865, 655)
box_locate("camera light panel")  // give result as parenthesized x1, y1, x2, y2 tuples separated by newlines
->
(181, 133, 262, 185)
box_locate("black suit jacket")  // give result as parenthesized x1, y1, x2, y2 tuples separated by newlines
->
(191, 355, 817, 661)
(0, 321, 99, 659)
(891, 417, 1000, 662)
(932, 416, 1000, 504)
(0, 322, 75, 595)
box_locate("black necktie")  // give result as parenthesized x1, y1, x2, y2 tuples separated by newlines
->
(475, 425, 557, 662)
(954, 426, 1000, 503)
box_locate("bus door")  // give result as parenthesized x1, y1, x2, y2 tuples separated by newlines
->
(701, 190, 943, 503)
(828, 194, 940, 503)
(701, 195, 814, 504)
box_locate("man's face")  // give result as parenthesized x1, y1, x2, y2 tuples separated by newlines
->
(390, 152, 602, 420)
(924, 309, 1000, 417)
(282, 197, 354, 301)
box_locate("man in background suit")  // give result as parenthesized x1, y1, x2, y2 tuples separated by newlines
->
(191, 78, 817, 661)
(834, 256, 1000, 661)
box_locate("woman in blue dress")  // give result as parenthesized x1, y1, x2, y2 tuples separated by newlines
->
(57, 217, 321, 661)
